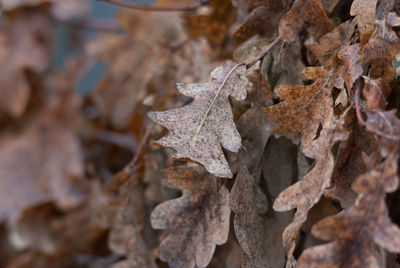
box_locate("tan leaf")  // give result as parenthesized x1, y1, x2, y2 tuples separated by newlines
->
(0, 12, 52, 118)
(265, 66, 343, 146)
(325, 109, 378, 208)
(230, 167, 268, 268)
(338, 44, 364, 91)
(273, 119, 348, 265)
(361, 22, 400, 83)
(350, 0, 377, 43)
(150, 167, 230, 268)
(87, 11, 185, 129)
(0, 107, 85, 225)
(228, 70, 274, 175)
(3, 0, 89, 20)
(148, 61, 251, 178)
(279, 0, 334, 42)
(365, 109, 400, 140)
(181, 0, 234, 47)
(297, 149, 400, 268)
(233, 1, 285, 44)
(305, 21, 354, 67)
(362, 76, 391, 110)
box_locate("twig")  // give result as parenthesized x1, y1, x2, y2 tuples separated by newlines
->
(355, 81, 365, 126)
(127, 124, 153, 169)
(70, 19, 122, 33)
(97, 0, 207, 12)
(246, 36, 282, 69)
(192, 63, 245, 145)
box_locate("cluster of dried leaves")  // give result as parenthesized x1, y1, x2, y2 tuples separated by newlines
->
(1, 0, 400, 267)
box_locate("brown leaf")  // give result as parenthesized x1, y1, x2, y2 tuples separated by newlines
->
(361, 22, 400, 83)
(305, 21, 354, 67)
(362, 76, 391, 110)
(364, 109, 400, 140)
(233, 1, 285, 44)
(261, 137, 299, 268)
(108, 171, 157, 268)
(150, 166, 230, 268)
(0, 11, 52, 118)
(87, 11, 185, 129)
(350, 0, 377, 43)
(325, 109, 378, 208)
(230, 167, 268, 268)
(265, 66, 343, 146)
(338, 44, 364, 91)
(297, 149, 400, 267)
(148, 61, 251, 178)
(279, 0, 334, 42)
(182, 0, 234, 47)
(0, 106, 86, 224)
(273, 119, 348, 265)
(3, 0, 89, 20)
(228, 70, 273, 174)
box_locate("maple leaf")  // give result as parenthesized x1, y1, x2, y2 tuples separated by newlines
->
(148, 61, 251, 178)
(273, 118, 348, 266)
(150, 167, 230, 268)
(279, 0, 334, 42)
(265, 66, 343, 146)
(230, 167, 269, 268)
(297, 149, 400, 268)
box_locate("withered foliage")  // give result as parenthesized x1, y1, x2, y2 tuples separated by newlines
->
(1, 0, 400, 268)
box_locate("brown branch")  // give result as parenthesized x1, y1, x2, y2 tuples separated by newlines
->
(127, 124, 153, 170)
(66, 19, 122, 33)
(354, 81, 365, 126)
(97, 0, 206, 12)
(246, 36, 282, 69)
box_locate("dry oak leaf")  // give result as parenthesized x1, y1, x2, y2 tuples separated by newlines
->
(150, 167, 230, 268)
(0, 112, 85, 225)
(361, 22, 400, 83)
(350, 0, 377, 43)
(338, 44, 364, 91)
(3, 0, 89, 20)
(233, 1, 285, 44)
(364, 109, 400, 140)
(180, 0, 234, 47)
(325, 109, 378, 208)
(279, 0, 334, 42)
(273, 118, 349, 267)
(305, 21, 354, 67)
(0, 12, 52, 118)
(297, 150, 400, 268)
(87, 11, 185, 129)
(264, 66, 344, 146)
(148, 61, 251, 178)
(228, 70, 273, 175)
(230, 167, 269, 268)
(362, 76, 391, 110)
